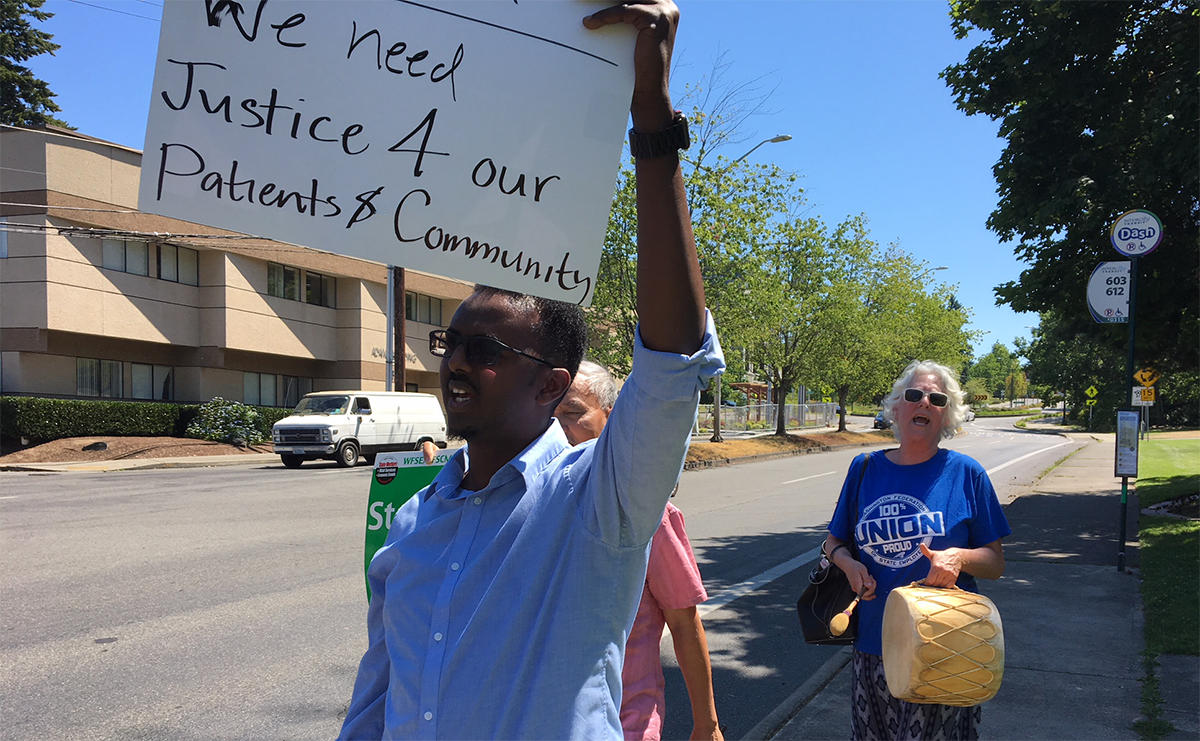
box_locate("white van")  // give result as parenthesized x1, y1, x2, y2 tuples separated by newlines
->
(272, 391, 447, 468)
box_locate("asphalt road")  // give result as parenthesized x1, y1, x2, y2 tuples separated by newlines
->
(660, 416, 1079, 739)
(0, 416, 1075, 741)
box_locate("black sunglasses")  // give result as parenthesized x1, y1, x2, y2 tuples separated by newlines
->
(903, 388, 949, 407)
(429, 329, 553, 368)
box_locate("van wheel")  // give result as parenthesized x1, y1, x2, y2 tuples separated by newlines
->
(363, 453, 377, 466)
(280, 454, 304, 469)
(336, 441, 360, 468)
(415, 437, 433, 451)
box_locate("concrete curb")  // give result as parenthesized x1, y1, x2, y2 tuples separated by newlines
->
(684, 439, 890, 471)
(740, 647, 853, 741)
(0, 454, 279, 473)
(2, 433, 896, 474)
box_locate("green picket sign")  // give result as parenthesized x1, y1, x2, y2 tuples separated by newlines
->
(363, 450, 450, 600)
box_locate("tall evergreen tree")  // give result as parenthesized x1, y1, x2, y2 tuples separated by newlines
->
(1, 0, 70, 127)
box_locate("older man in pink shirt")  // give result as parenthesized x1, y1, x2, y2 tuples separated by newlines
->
(556, 361, 723, 741)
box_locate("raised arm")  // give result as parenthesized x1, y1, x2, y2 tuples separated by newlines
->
(584, 1, 706, 355)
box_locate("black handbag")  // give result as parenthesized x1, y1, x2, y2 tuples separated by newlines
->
(796, 456, 869, 645)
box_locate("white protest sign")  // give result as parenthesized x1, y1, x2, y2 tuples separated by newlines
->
(139, 1, 637, 305)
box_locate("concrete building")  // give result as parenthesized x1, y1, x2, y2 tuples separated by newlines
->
(0, 125, 471, 407)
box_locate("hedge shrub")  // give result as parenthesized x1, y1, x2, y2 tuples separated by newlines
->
(186, 397, 266, 445)
(0, 396, 296, 444)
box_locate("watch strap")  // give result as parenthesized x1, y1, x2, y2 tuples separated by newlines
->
(628, 112, 691, 159)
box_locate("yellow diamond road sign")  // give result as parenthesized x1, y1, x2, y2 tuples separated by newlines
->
(1085, 386, 1099, 398)
(1134, 368, 1161, 387)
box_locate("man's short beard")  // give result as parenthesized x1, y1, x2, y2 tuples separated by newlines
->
(445, 425, 475, 442)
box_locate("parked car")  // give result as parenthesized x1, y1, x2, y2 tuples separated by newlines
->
(964, 409, 977, 422)
(873, 412, 891, 429)
(272, 391, 447, 468)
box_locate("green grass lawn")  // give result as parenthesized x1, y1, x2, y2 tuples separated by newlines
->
(1140, 515, 1199, 656)
(1134, 438, 1198, 740)
(1137, 438, 1200, 508)
(1136, 438, 1199, 655)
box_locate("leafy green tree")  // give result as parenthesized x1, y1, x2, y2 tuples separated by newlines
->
(741, 214, 835, 435)
(589, 167, 639, 377)
(588, 124, 799, 383)
(1, 0, 70, 127)
(963, 377, 990, 406)
(588, 58, 783, 385)
(942, 1, 1198, 383)
(801, 227, 972, 432)
(1020, 311, 1127, 429)
(965, 342, 1017, 400)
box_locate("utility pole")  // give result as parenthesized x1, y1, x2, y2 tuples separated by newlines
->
(393, 266, 406, 392)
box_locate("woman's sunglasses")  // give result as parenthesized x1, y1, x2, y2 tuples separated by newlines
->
(429, 329, 552, 367)
(903, 388, 949, 407)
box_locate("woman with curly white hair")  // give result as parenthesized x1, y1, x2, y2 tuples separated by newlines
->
(822, 360, 1011, 740)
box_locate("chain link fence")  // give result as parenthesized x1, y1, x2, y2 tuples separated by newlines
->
(694, 403, 840, 435)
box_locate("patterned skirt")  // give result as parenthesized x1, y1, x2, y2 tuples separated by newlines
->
(850, 650, 981, 741)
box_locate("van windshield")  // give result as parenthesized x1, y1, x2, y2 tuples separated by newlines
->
(293, 396, 350, 415)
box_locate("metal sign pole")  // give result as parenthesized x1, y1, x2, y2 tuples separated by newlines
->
(1118, 477, 1129, 571)
(1109, 210, 1160, 573)
(1117, 255, 1138, 572)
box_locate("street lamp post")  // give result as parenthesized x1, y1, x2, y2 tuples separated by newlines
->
(707, 135, 791, 443)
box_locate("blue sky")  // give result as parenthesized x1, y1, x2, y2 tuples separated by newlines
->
(26, 0, 1033, 358)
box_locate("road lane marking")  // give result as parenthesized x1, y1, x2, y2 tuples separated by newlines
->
(986, 442, 1072, 476)
(781, 471, 837, 485)
(0, 496, 17, 500)
(696, 442, 1073, 619)
(698, 545, 822, 618)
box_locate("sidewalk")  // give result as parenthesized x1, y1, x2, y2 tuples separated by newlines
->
(765, 432, 1199, 741)
(0, 452, 280, 472)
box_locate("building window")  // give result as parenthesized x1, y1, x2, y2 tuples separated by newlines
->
(405, 292, 442, 325)
(405, 383, 419, 393)
(245, 373, 310, 406)
(101, 238, 150, 276)
(280, 375, 311, 407)
(158, 243, 199, 285)
(243, 372, 278, 406)
(77, 358, 122, 398)
(0, 217, 8, 258)
(267, 263, 335, 308)
(132, 363, 174, 400)
(305, 270, 336, 308)
(267, 262, 304, 302)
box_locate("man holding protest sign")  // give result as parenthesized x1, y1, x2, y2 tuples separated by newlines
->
(339, 2, 724, 739)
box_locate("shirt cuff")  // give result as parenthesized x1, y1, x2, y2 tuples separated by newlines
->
(630, 310, 725, 401)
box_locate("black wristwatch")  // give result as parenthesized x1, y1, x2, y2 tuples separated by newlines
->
(628, 112, 691, 159)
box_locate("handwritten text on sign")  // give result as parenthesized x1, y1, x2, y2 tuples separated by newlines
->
(138, 1, 636, 305)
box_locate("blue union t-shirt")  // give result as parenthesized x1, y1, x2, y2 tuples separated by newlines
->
(827, 448, 1011, 656)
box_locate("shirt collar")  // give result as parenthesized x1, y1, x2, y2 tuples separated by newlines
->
(425, 421, 570, 501)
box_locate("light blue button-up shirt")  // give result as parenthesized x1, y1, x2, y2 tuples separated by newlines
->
(339, 317, 723, 741)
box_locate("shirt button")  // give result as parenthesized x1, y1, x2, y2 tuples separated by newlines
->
(434, 632, 443, 641)
(473, 496, 482, 505)
(424, 711, 433, 721)
(451, 562, 460, 571)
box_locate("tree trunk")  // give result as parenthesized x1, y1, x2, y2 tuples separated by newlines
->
(774, 378, 791, 436)
(837, 385, 850, 432)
